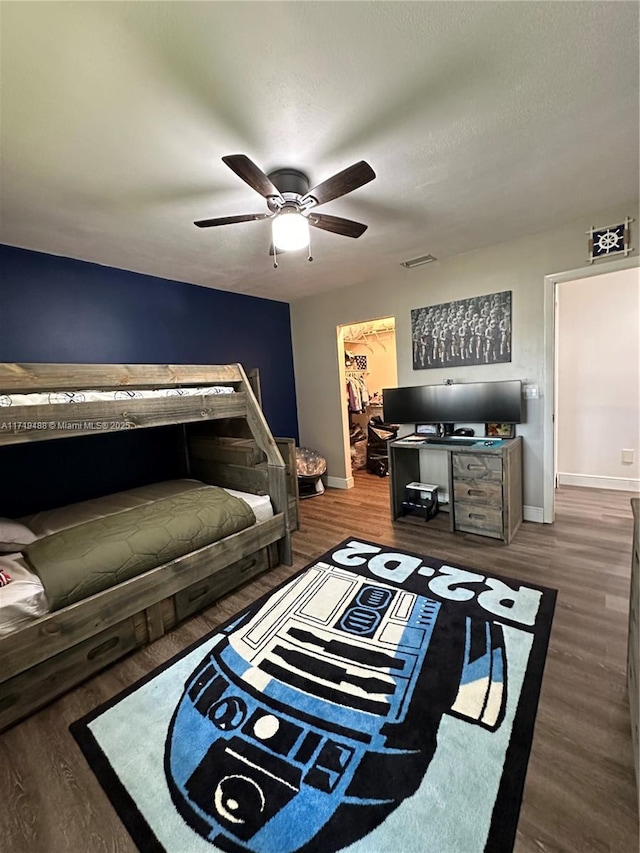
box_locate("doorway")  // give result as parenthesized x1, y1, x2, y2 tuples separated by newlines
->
(554, 267, 639, 490)
(338, 317, 398, 487)
(543, 255, 640, 521)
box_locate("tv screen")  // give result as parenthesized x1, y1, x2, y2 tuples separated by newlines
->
(382, 380, 523, 425)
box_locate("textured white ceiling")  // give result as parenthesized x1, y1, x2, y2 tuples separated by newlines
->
(1, 2, 638, 302)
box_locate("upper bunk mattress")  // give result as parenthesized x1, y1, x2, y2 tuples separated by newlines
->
(0, 385, 234, 408)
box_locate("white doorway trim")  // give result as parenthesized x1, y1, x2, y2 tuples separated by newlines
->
(335, 325, 354, 489)
(337, 316, 397, 488)
(543, 255, 639, 523)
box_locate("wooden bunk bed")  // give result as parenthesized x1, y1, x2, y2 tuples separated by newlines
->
(0, 363, 295, 732)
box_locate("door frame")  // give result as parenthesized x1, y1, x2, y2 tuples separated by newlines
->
(337, 317, 398, 487)
(542, 255, 639, 522)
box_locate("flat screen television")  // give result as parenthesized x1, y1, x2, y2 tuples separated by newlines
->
(382, 380, 523, 425)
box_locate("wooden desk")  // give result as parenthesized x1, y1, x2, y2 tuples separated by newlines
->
(389, 436, 523, 543)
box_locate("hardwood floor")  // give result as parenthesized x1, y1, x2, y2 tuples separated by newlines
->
(1, 474, 638, 852)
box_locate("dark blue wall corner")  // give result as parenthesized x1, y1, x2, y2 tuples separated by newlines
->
(0, 244, 299, 514)
(0, 244, 298, 439)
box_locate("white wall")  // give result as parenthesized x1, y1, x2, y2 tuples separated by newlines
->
(556, 268, 640, 490)
(290, 202, 639, 517)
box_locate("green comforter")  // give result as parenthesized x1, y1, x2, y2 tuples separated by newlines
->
(24, 486, 256, 610)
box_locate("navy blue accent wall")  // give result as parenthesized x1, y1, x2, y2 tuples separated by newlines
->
(0, 427, 187, 517)
(0, 244, 299, 515)
(0, 244, 298, 437)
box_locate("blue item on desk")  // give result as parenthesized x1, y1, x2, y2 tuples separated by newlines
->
(394, 436, 506, 449)
(422, 437, 505, 448)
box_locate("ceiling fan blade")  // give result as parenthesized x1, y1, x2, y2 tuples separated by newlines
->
(194, 213, 271, 228)
(302, 161, 375, 207)
(308, 213, 368, 238)
(222, 155, 283, 200)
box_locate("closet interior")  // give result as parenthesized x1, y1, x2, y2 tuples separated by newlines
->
(343, 317, 398, 478)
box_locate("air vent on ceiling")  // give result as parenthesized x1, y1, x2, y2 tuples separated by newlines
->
(400, 254, 437, 269)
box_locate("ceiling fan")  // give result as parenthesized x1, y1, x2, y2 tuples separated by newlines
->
(194, 155, 376, 264)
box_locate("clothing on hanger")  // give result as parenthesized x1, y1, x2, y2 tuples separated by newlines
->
(346, 372, 370, 413)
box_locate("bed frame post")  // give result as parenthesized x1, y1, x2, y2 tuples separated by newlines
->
(236, 364, 292, 565)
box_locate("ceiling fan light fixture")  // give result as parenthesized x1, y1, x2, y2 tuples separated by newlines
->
(195, 156, 374, 259)
(272, 211, 310, 251)
(401, 253, 437, 269)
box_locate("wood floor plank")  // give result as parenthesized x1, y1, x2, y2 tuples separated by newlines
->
(0, 477, 637, 852)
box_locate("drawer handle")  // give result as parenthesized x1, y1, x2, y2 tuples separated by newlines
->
(467, 489, 487, 497)
(469, 512, 486, 520)
(240, 558, 258, 574)
(188, 586, 209, 602)
(41, 622, 62, 636)
(466, 464, 486, 471)
(87, 636, 120, 660)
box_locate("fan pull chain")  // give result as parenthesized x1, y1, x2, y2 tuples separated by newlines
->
(272, 235, 312, 268)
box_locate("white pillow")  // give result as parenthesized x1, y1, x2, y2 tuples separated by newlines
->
(0, 554, 48, 634)
(0, 518, 37, 553)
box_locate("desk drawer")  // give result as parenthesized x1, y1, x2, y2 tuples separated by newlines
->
(453, 479, 502, 507)
(454, 502, 503, 538)
(452, 453, 503, 481)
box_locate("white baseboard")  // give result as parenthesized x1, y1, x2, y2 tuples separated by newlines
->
(326, 475, 354, 490)
(557, 472, 640, 492)
(523, 505, 544, 523)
